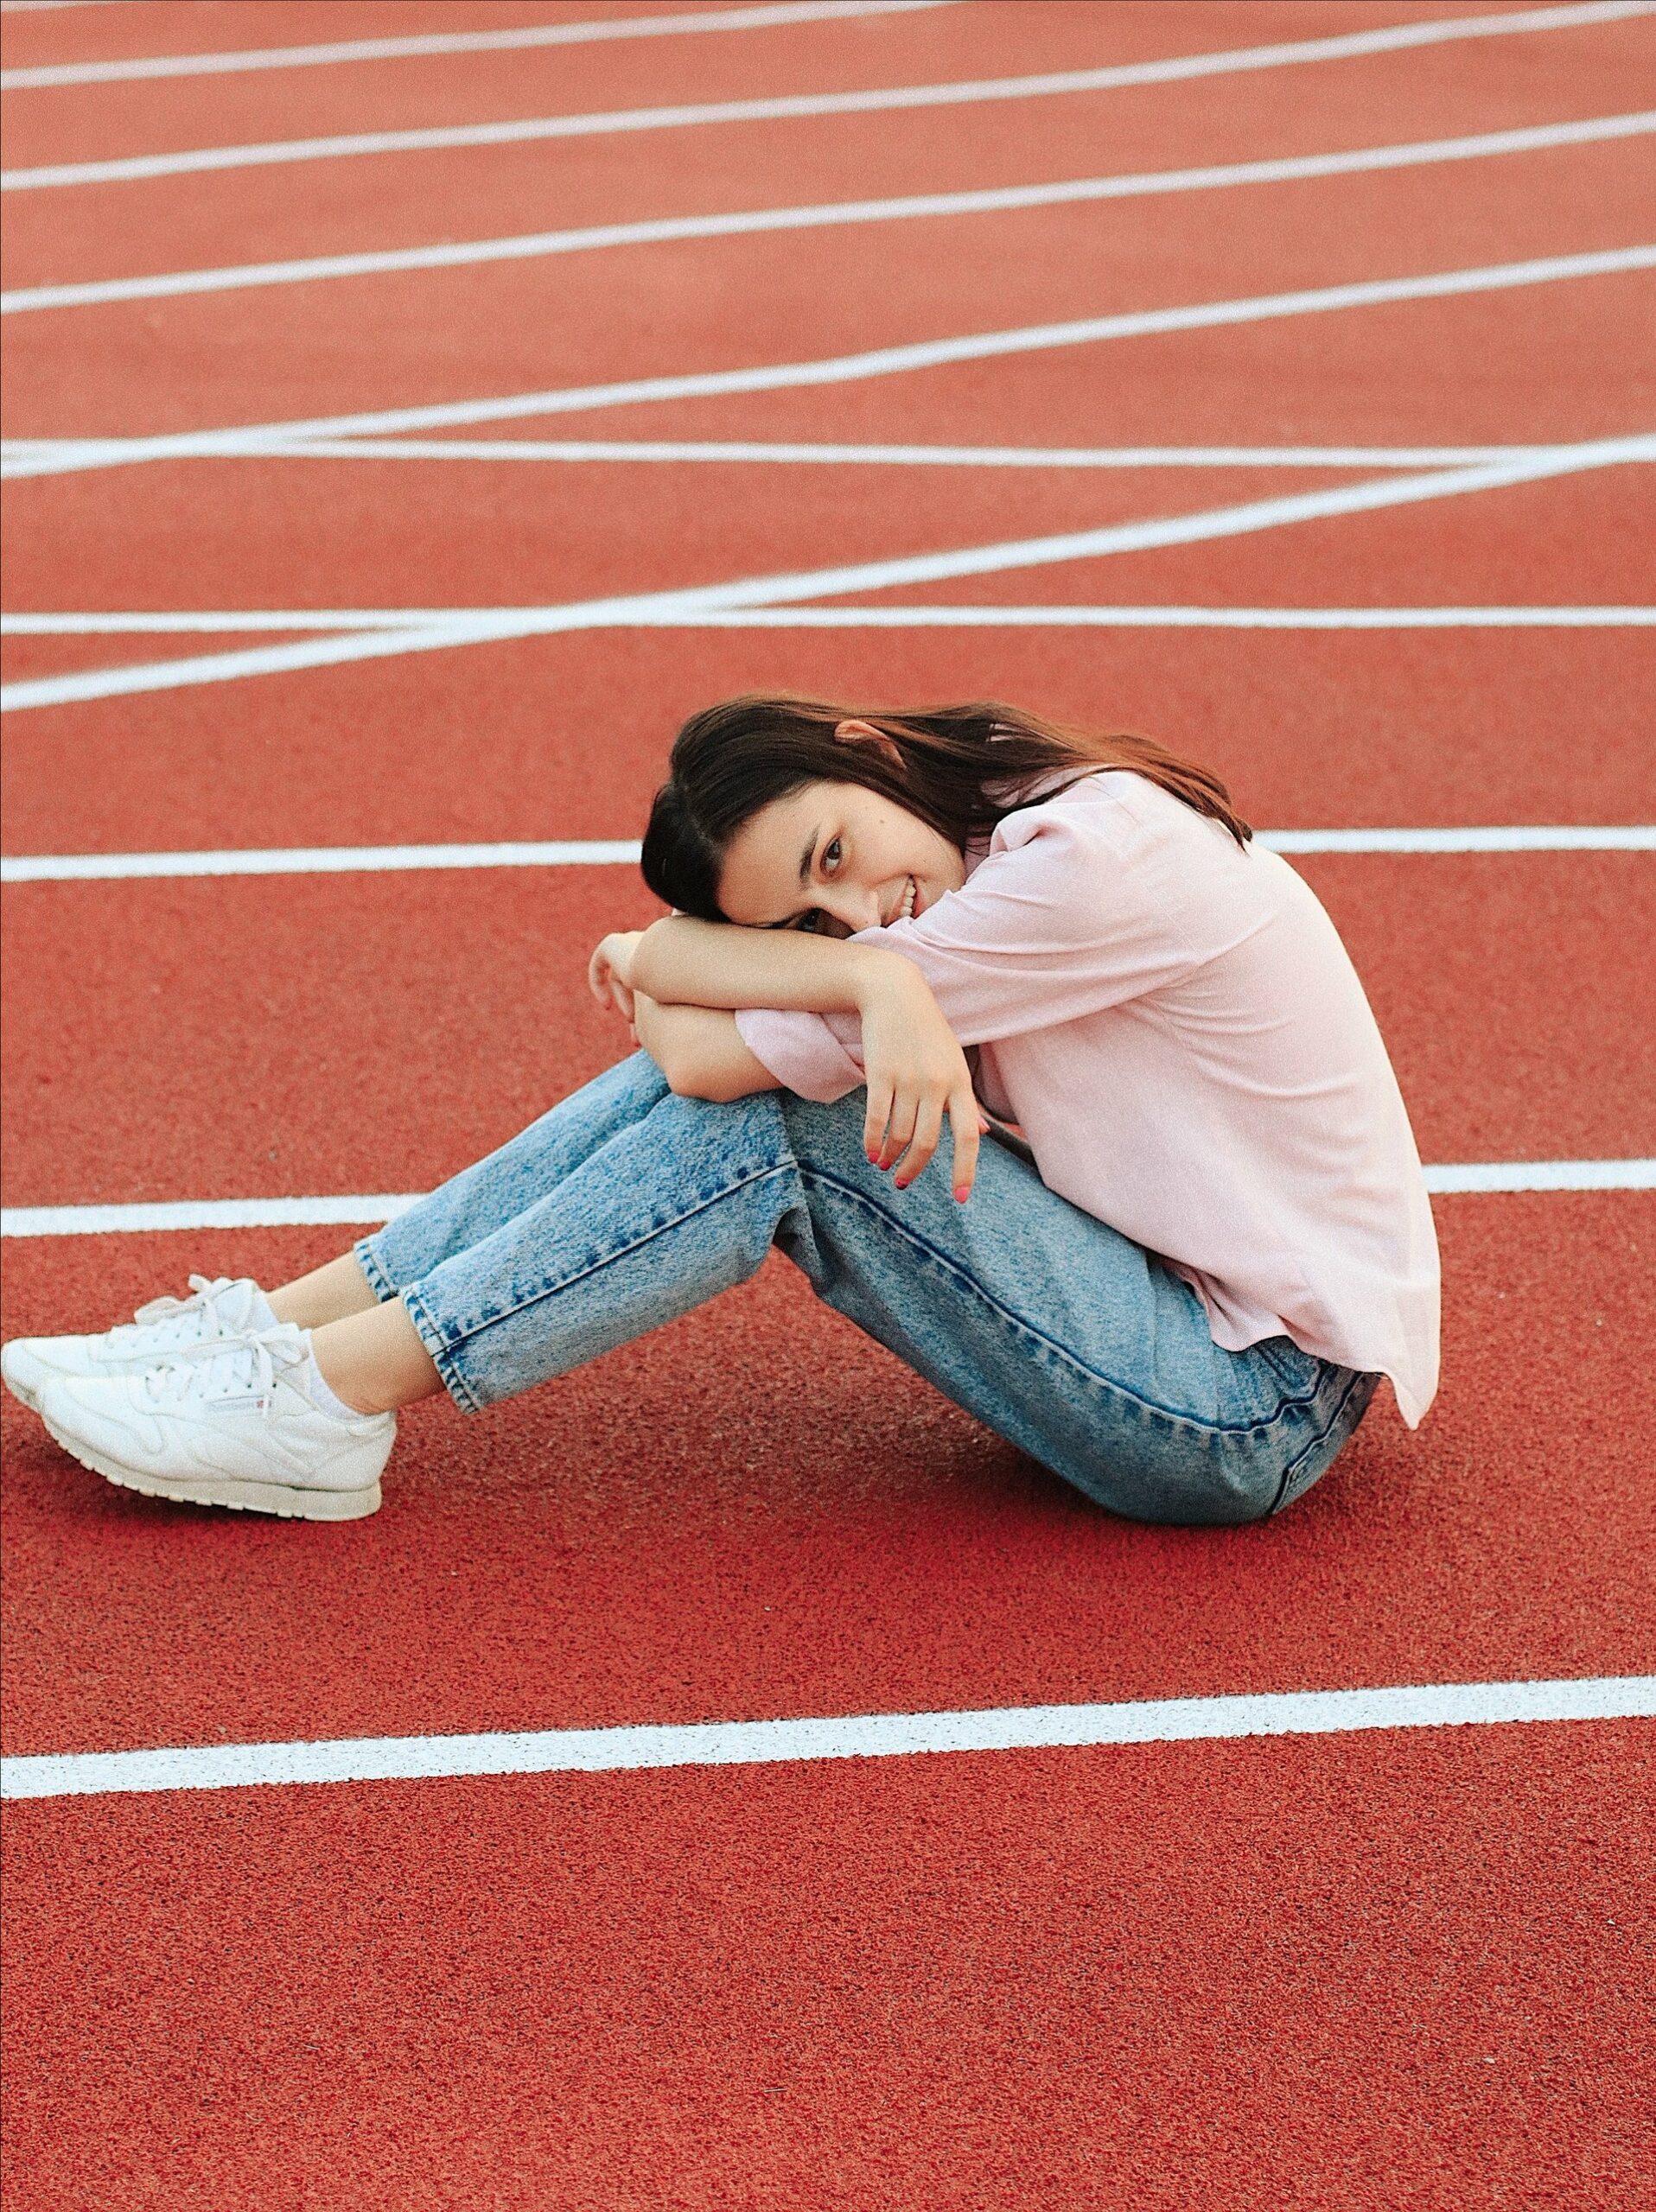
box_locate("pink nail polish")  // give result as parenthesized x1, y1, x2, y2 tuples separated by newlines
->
(955, 1185, 970, 1202)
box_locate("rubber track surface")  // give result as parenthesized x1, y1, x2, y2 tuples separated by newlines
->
(3, 3, 1652, 2205)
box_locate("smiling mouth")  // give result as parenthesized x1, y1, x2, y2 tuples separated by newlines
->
(889, 874, 919, 927)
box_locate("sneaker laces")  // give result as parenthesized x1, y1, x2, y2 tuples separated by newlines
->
(142, 1323, 312, 1414)
(113, 1273, 256, 1352)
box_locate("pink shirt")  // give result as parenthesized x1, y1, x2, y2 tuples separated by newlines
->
(733, 767, 1440, 1427)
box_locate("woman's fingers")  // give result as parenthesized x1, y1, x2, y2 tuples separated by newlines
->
(878, 1097, 921, 1173)
(891, 1097, 944, 1187)
(948, 1090, 982, 1201)
(864, 1083, 895, 1164)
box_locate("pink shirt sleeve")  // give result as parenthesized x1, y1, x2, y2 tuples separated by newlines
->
(733, 784, 1208, 1101)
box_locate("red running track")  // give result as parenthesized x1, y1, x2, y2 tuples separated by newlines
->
(3, 3, 1653, 2204)
(3, 855, 1654, 1204)
(8, 628, 1656, 853)
(3, 1189, 1654, 1758)
(3, 1725, 1649, 2209)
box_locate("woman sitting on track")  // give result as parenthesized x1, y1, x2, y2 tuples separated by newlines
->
(3, 695, 1440, 1526)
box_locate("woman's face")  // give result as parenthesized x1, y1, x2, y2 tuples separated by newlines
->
(716, 726, 966, 938)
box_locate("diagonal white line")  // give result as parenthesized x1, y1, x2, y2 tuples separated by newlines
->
(7, 245, 1651, 482)
(3, 0, 1645, 93)
(6, 114, 1652, 317)
(3, 1677, 1651, 1800)
(4, 828, 1652, 885)
(159, 436, 1656, 469)
(0, 1, 952, 89)
(4, 1165, 1653, 1239)
(3, 12, 1651, 188)
(3, 441, 1648, 712)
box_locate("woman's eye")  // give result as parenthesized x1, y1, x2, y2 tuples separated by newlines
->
(823, 838, 841, 873)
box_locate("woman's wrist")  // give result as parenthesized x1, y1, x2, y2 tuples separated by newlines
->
(852, 945, 923, 1012)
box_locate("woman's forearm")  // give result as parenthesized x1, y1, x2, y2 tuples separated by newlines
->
(632, 914, 899, 1014)
(632, 997, 780, 1099)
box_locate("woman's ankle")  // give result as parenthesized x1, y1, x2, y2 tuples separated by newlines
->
(268, 1252, 381, 1330)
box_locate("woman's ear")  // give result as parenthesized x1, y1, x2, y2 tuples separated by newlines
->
(833, 718, 905, 767)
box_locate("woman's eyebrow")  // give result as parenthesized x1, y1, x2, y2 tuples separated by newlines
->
(759, 826, 820, 929)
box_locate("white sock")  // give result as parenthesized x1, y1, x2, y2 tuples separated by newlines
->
(300, 1332, 366, 1423)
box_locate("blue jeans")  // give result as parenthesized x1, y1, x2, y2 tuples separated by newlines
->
(355, 1050, 1379, 1526)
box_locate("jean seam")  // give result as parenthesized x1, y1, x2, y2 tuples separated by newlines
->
(353, 1235, 399, 1306)
(802, 1166, 1308, 1443)
(397, 1281, 484, 1415)
(410, 1155, 795, 1364)
(1265, 1368, 1374, 1515)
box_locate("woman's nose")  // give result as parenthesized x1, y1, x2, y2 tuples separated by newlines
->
(831, 887, 884, 934)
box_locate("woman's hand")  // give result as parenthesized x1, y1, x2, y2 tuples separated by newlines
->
(588, 931, 646, 1022)
(857, 957, 988, 1202)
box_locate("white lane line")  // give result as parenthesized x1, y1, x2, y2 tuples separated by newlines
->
(8, 114, 1651, 317)
(1257, 826, 1656, 854)
(639, 604, 1656, 628)
(6, 606, 1652, 647)
(3, 1196, 431, 1237)
(48, 437, 1634, 469)
(4, 828, 1653, 885)
(9, 245, 1651, 483)
(6, 0, 1646, 95)
(1, 609, 449, 633)
(0, 1, 950, 90)
(0, 842, 649, 881)
(4, 1165, 1653, 1239)
(3, 1676, 1651, 1802)
(1430, 1161, 1656, 1192)
(10, 6, 1654, 188)
(4, 441, 1648, 712)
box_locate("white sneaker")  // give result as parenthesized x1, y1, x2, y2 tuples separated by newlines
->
(36, 1324, 394, 1522)
(1, 1274, 278, 1415)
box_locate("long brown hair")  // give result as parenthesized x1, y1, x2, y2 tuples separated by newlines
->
(640, 693, 1252, 922)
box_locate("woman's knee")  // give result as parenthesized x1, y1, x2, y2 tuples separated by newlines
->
(774, 1087, 906, 1182)
(1050, 1414, 1292, 1527)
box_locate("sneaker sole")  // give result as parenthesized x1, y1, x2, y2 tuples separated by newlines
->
(39, 1406, 381, 1522)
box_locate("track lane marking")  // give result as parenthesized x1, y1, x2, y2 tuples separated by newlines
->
(8, 10, 1653, 188)
(3, 1, 1642, 93)
(9, 245, 1651, 482)
(4, 1166, 1653, 1239)
(8, 115, 1652, 315)
(4, 828, 1653, 884)
(0, 2, 952, 90)
(6, 606, 1652, 639)
(3, 438, 1628, 468)
(4, 439, 1649, 710)
(3, 1677, 1651, 1801)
